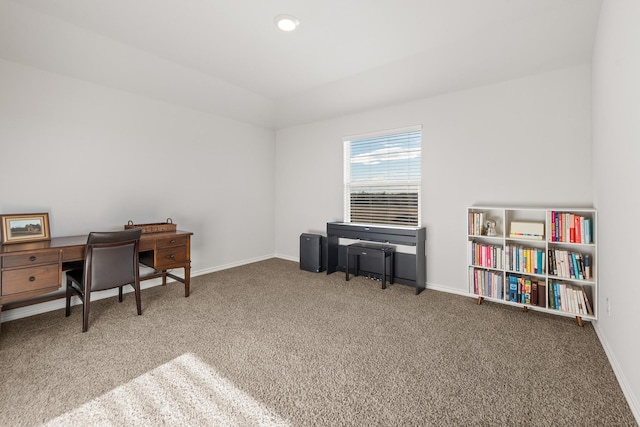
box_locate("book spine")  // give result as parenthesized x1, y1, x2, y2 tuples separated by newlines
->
(584, 219, 592, 244)
(577, 288, 586, 315)
(531, 280, 538, 305)
(508, 275, 518, 302)
(568, 253, 575, 279)
(582, 286, 594, 315)
(576, 253, 584, 280)
(559, 214, 564, 242)
(571, 253, 580, 279)
(583, 254, 591, 280)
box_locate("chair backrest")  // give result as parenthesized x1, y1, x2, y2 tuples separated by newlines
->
(84, 229, 142, 292)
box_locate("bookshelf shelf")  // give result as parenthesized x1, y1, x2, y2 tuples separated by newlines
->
(467, 206, 597, 326)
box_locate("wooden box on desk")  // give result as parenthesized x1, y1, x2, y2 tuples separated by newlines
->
(125, 219, 176, 234)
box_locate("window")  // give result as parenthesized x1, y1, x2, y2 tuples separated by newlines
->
(343, 126, 422, 227)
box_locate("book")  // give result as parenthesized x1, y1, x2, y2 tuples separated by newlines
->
(538, 249, 544, 274)
(558, 214, 564, 242)
(538, 282, 546, 308)
(584, 219, 592, 244)
(510, 221, 544, 240)
(581, 286, 594, 315)
(558, 251, 567, 277)
(524, 278, 532, 304)
(577, 288, 586, 314)
(568, 253, 575, 278)
(531, 280, 538, 306)
(508, 275, 518, 302)
(468, 212, 474, 235)
(583, 254, 591, 280)
(575, 253, 584, 280)
(571, 287, 579, 313)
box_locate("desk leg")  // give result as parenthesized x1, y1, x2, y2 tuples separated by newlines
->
(381, 254, 386, 289)
(184, 264, 191, 297)
(345, 251, 350, 282)
(166, 263, 191, 297)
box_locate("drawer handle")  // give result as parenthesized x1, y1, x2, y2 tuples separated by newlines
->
(29, 276, 36, 282)
(170, 239, 176, 244)
(362, 252, 367, 255)
(169, 254, 175, 259)
(29, 256, 37, 262)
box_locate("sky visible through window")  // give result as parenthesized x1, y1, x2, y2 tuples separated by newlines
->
(349, 131, 421, 183)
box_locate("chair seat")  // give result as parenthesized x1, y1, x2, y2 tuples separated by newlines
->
(66, 264, 154, 291)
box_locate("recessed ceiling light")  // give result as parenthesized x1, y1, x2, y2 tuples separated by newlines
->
(274, 14, 300, 32)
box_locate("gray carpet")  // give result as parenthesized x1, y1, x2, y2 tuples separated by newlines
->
(0, 258, 636, 426)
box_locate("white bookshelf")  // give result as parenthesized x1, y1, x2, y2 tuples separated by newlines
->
(467, 206, 597, 326)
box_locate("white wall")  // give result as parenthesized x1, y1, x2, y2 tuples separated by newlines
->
(0, 59, 276, 319)
(592, 0, 640, 421)
(275, 65, 592, 294)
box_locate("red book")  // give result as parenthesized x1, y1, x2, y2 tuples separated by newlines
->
(569, 214, 575, 242)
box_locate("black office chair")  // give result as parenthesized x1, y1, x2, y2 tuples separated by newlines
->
(65, 228, 142, 332)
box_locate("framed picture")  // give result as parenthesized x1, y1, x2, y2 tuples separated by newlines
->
(0, 213, 51, 244)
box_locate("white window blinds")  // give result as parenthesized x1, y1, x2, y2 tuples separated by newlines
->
(344, 126, 422, 226)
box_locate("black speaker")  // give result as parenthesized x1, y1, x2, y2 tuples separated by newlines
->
(299, 233, 326, 272)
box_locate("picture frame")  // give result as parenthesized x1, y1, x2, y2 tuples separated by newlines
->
(0, 213, 51, 244)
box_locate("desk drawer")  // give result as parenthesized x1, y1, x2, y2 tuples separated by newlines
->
(1, 264, 61, 296)
(2, 250, 60, 268)
(156, 235, 189, 249)
(154, 246, 187, 269)
(153, 246, 188, 269)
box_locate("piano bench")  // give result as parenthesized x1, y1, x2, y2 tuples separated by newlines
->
(345, 243, 395, 289)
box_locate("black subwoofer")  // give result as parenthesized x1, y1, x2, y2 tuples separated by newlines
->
(299, 233, 326, 272)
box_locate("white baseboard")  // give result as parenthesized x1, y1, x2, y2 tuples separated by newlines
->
(274, 254, 298, 263)
(425, 282, 471, 298)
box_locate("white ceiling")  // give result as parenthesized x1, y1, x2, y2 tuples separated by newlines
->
(1, 0, 602, 129)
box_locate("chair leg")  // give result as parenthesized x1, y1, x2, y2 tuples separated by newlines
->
(65, 280, 72, 317)
(82, 295, 90, 333)
(118, 286, 123, 303)
(134, 282, 142, 316)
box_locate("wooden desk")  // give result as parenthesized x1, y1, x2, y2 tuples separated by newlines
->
(0, 230, 193, 312)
